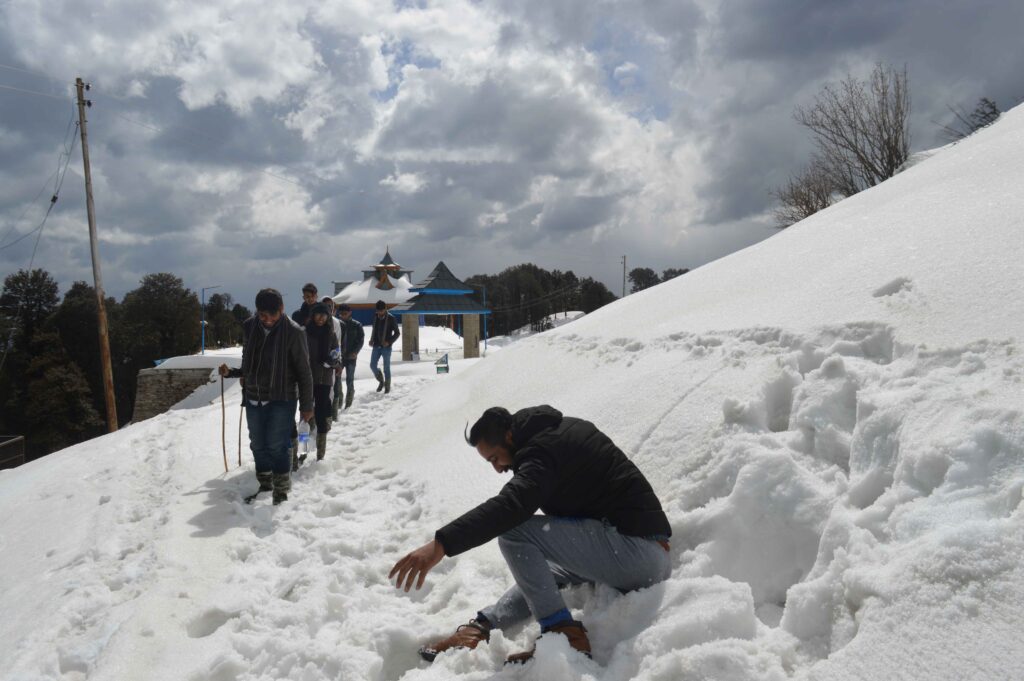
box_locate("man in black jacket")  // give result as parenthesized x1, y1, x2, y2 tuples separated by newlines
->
(219, 288, 314, 504)
(291, 282, 318, 326)
(368, 299, 400, 393)
(336, 303, 365, 409)
(389, 405, 672, 664)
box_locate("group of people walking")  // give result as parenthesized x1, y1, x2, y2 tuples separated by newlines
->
(219, 283, 400, 504)
(222, 286, 672, 669)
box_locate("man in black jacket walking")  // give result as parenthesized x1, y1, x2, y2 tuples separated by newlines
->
(389, 405, 672, 664)
(368, 299, 400, 393)
(219, 288, 314, 504)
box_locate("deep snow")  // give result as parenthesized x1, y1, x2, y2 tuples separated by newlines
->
(2, 108, 1024, 681)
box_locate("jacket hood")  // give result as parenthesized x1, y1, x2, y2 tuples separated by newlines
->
(511, 405, 563, 448)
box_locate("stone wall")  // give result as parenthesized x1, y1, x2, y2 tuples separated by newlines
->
(133, 367, 215, 422)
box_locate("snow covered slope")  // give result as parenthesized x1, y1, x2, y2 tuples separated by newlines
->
(2, 108, 1023, 681)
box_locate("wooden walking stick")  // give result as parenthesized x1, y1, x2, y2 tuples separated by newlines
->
(220, 375, 228, 473)
(238, 403, 243, 467)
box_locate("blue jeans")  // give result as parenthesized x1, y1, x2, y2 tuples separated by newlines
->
(245, 400, 296, 474)
(478, 517, 671, 628)
(341, 358, 357, 390)
(370, 346, 393, 380)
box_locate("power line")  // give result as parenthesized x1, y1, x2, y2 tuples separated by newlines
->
(0, 83, 70, 101)
(0, 62, 69, 84)
(0, 106, 79, 250)
(0, 125, 78, 375)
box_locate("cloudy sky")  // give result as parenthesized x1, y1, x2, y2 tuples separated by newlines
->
(1, 0, 1022, 306)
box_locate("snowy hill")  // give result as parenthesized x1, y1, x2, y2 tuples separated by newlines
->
(2, 107, 1024, 681)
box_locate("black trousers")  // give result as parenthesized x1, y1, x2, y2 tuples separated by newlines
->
(313, 384, 332, 433)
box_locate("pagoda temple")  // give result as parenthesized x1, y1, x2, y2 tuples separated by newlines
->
(331, 248, 416, 324)
(392, 261, 491, 360)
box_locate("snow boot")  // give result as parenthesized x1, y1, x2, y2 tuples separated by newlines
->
(344, 388, 354, 409)
(290, 439, 299, 472)
(272, 472, 291, 505)
(505, 621, 591, 665)
(316, 432, 327, 461)
(375, 369, 385, 392)
(256, 471, 273, 492)
(384, 377, 391, 394)
(419, 620, 490, 662)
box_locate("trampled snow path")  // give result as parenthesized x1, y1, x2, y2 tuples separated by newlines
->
(4, 107, 1024, 680)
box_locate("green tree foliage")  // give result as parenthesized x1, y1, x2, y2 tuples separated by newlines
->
(628, 267, 660, 293)
(23, 330, 104, 457)
(121, 273, 201, 363)
(1, 269, 61, 438)
(231, 302, 252, 328)
(1, 268, 60, 351)
(49, 281, 133, 425)
(661, 268, 689, 281)
(204, 292, 244, 348)
(466, 264, 617, 337)
(119, 274, 200, 415)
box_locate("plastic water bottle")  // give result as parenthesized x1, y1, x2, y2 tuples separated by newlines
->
(297, 420, 310, 455)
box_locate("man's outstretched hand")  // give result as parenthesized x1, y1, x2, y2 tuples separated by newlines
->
(389, 539, 445, 592)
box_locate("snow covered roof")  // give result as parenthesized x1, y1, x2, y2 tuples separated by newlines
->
(331, 272, 416, 306)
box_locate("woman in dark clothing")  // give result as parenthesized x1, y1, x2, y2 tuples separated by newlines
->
(305, 302, 339, 460)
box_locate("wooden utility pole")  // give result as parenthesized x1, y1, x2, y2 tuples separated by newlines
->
(76, 77, 118, 433)
(621, 255, 627, 298)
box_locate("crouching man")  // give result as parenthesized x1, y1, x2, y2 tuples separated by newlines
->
(388, 405, 672, 664)
(219, 288, 313, 504)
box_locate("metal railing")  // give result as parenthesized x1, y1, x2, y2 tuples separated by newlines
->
(0, 435, 25, 470)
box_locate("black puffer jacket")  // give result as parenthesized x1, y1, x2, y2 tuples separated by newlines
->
(435, 405, 671, 557)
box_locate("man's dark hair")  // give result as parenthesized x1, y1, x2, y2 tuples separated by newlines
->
(338, 303, 351, 312)
(302, 282, 318, 294)
(375, 299, 386, 311)
(254, 288, 283, 313)
(465, 407, 513, 447)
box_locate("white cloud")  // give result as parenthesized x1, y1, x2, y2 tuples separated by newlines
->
(380, 171, 426, 194)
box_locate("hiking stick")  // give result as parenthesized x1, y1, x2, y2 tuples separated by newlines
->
(238, 403, 243, 467)
(220, 376, 228, 473)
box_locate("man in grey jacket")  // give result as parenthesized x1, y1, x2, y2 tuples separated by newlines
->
(220, 288, 314, 504)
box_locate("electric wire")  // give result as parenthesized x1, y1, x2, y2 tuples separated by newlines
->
(0, 125, 79, 374)
(0, 105, 77, 249)
(0, 83, 69, 101)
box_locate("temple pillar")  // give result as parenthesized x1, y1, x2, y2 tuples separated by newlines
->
(463, 314, 480, 359)
(401, 315, 420, 361)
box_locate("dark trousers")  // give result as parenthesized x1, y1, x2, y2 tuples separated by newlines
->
(341, 358, 357, 390)
(245, 400, 296, 474)
(313, 384, 332, 432)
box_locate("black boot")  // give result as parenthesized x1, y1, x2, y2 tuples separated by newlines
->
(375, 369, 385, 392)
(316, 432, 327, 461)
(384, 377, 391, 394)
(344, 387, 354, 409)
(272, 472, 291, 505)
(256, 471, 273, 492)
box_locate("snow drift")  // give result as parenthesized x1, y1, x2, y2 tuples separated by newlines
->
(2, 108, 1024, 681)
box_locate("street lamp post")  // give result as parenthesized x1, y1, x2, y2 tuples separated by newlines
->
(200, 284, 221, 355)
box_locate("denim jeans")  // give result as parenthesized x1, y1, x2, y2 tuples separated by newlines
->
(244, 400, 296, 474)
(478, 516, 671, 629)
(370, 346, 393, 380)
(341, 358, 357, 390)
